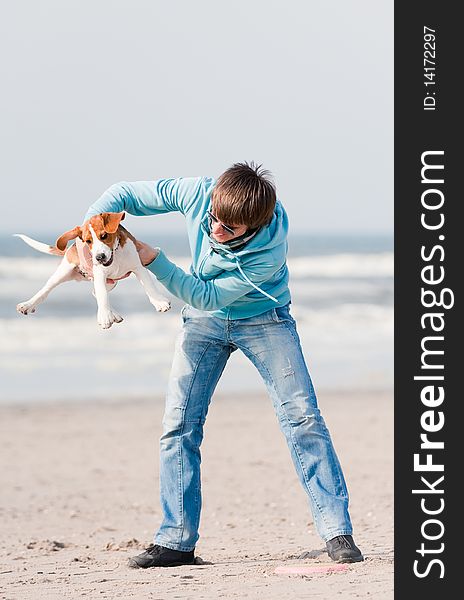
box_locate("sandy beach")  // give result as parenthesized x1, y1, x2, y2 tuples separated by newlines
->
(0, 390, 393, 599)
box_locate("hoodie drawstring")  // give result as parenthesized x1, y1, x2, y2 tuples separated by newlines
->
(235, 259, 279, 303)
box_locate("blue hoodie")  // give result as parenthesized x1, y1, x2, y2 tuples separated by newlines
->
(84, 176, 291, 320)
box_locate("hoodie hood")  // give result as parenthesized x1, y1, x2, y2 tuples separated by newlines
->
(198, 200, 288, 303)
(200, 200, 288, 263)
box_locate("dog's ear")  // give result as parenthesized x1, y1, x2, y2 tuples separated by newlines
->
(102, 212, 125, 234)
(55, 226, 82, 252)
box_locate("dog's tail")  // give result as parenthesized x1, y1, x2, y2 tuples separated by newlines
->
(13, 234, 65, 256)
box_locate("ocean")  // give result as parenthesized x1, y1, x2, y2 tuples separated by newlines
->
(0, 232, 393, 403)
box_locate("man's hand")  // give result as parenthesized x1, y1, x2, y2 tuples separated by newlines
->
(107, 241, 158, 284)
(135, 240, 159, 266)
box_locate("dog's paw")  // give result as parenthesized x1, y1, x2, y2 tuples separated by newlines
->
(97, 309, 124, 329)
(17, 302, 36, 315)
(152, 299, 171, 313)
(112, 310, 124, 323)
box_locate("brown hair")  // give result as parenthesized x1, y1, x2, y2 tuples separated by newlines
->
(211, 162, 276, 229)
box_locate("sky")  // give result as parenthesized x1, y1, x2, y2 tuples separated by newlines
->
(0, 0, 393, 236)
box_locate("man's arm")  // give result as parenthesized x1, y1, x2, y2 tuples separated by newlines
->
(140, 246, 278, 311)
(83, 177, 212, 222)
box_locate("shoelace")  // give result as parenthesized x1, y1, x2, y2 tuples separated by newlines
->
(332, 536, 352, 549)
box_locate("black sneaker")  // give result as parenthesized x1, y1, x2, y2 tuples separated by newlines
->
(326, 535, 364, 563)
(128, 544, 195, 568)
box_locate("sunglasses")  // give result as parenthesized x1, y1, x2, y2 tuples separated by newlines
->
(207, 210, 237, 236)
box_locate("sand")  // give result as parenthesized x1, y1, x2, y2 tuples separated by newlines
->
(0, 390, 393, 599)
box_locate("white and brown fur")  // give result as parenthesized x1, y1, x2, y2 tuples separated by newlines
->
(15, 212, 170, 329)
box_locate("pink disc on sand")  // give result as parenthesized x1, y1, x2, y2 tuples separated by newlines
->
(274, 564, 348, 575)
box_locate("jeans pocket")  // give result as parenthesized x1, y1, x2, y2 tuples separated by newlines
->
(272, 303, 293, 323)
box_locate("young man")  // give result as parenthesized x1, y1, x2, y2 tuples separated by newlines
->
(84, 162, 363, 566)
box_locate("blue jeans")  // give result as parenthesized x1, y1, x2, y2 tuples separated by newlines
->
(154, 303, 352, 551)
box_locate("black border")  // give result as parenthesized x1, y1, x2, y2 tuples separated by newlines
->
(395, 3, 459, 595)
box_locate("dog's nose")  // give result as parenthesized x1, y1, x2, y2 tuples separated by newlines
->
(95, 253, 106, 263)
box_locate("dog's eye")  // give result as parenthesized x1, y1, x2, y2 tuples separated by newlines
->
(86, 239, 92, 244)
(100, 233, 108, 240)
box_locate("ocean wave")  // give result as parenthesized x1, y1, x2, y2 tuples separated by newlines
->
(0, 303, 393, 401)
(0, 256, 192, 279)
(0, 303, 392, 356)
(0, 252, 393, 283)
(288, 253, 393, 278)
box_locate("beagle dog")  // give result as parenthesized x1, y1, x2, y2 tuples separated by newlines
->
(15, 212, 170, 329)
